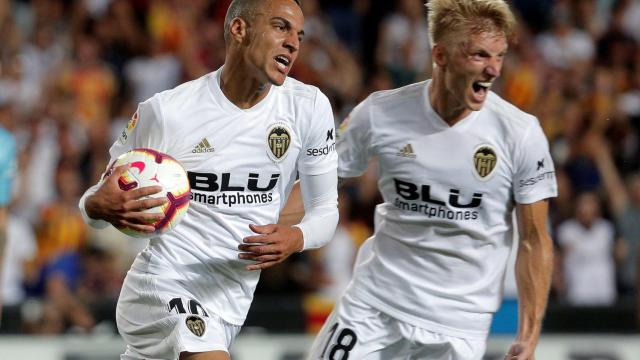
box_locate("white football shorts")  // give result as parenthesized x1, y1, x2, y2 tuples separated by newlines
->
(116, 270, 241, 360)
(307, 293, 486, 360)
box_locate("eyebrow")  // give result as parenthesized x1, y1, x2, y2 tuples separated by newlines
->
(470, 47, 508, 56)
(272, 16, 305, 37)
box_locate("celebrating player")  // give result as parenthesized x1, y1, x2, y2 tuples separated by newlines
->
(79, 1, 339, 359)
(302, 0, 558, 359)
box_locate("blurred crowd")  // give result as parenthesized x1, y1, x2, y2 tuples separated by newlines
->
(0, 0, 639, 335)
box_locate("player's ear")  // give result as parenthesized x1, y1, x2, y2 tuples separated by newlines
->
(229, 17, 249, 44)
(432, 43, 448, 67)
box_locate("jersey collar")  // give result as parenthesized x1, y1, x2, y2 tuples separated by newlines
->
(422, 80, 479, 131)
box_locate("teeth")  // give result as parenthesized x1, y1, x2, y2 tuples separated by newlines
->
(476, 81, 492, 89)
(275, 56, 290, 66)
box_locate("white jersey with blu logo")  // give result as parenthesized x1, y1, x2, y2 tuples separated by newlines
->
(107, 68, 337, 325)
(338, 80, 557, 338)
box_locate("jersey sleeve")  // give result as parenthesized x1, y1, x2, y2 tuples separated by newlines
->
(0, 131, 16, 206)
(297, 90, 338, 175)
(513, 118, 558, 204)
(336, 97, 373, 178)
(110, 97, 167, 163)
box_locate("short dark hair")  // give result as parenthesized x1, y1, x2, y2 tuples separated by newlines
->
(223, 0, 302, 44)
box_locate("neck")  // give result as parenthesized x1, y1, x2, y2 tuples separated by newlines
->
(429, 71, 471, 126)
(220, 59, 271, 109)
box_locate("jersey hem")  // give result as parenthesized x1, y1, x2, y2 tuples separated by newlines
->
(128, 262, 248, 326)
(347, 284, 490, 340)
(515, 190, 558, 205)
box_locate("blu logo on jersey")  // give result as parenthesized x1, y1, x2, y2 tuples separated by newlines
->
(188, 172, 280, 192)
(394, 178, 483, 208)
(188, 172, 280, 207)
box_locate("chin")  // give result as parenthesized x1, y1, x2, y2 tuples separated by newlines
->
(270, 77, 286, 86)
(268, 71, 287, 86)
(467, 101, 485, 111)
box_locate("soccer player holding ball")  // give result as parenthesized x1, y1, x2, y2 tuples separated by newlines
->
(296, 0, 558, 359)
(79, 1, 339, 359)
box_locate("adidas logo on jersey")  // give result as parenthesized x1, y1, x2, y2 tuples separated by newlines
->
(192, 138, 215, 153)
(397, 144, 416, 159)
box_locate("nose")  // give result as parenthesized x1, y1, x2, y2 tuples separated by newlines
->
(485, 57, 502, 78)
(283, 31, 299, 54)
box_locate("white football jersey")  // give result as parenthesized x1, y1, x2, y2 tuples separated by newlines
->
(109, 68, 337, 325)
(338, 80, 557, 338)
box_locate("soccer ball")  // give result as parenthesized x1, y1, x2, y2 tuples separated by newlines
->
(108, 148, 191, 238)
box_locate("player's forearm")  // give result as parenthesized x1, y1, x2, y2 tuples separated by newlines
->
(278, 181, 305, 226)
(278, 176, 347, 227)
(296, 171, 339, 250)
(514, 232, 553, 343)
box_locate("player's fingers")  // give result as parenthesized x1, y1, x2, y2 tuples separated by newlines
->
(249, 223, 277, 235)
(238, 253, 279, 262)
(108, 164, 130, 179)
(242, 234, 274, 245)
(119, 220, 156, 233)
(130, 185, 164, 198)
(246, 260, 279, 271)
(128, 211, 165, 223)
(503, 353, 527, 360)
(131, 197, 168, 210)
(238, 244, 279, 254)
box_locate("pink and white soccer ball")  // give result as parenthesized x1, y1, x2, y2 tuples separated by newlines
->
(109, 148, 190, 238)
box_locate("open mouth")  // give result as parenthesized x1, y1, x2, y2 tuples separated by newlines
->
(274, 55, 291, 72)
(472, 81, 492, 94)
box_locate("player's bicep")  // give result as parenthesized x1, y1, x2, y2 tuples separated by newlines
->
(515, 200, 552, 248)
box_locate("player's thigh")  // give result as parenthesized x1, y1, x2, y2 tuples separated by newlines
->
(180, 350, 230, 360)
(307, 294, 405, 360)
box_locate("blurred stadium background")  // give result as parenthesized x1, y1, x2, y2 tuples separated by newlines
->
(1, 0, 640, 359)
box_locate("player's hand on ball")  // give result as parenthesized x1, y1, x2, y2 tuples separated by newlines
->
(86, 164, 167, 233)
(505, 340, 536, 360)
(238, 224, 304, 271)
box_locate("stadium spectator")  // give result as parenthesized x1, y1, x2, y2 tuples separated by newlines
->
(535, 2, 595, 70)
(1, 212, 36, 312)
(586, 134, 640, 296)
(375, 0, 430, 86)
(556, 191, 619, 306)
(0, 108, 17, 322)
(23, 160, 94, 333)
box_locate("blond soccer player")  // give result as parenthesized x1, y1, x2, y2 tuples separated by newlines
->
(299, 0, 557, 359)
